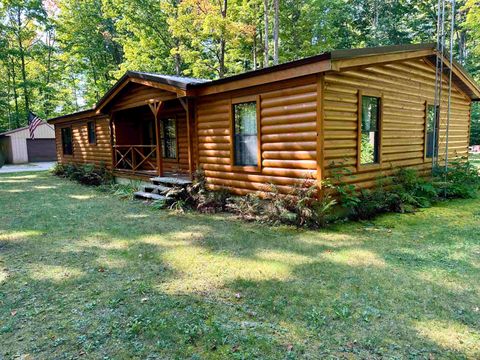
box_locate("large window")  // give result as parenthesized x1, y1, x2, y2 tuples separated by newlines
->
(360, 96, 381, 165)
(161, 118, 177, 159)
(61, 127, 73, 155)
(426, 104, 440, 158)
(87, 121, 96, 144)
(233, 101, 258, 166)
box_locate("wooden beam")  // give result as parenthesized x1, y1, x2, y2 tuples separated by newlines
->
(331, 49, 434, 72)
(178, 97, 188, 112)
(110, 95, 177, 113)
(130, 78, 187, 97)
(316, 74, 325, 187)
(195, 60, 332, 97)
(149, 101, 164, 177)
(185, 98, 194, 179)
(97, 79, 132, 113)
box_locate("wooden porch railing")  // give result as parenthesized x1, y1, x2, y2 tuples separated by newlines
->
(113, 145, 157, 173)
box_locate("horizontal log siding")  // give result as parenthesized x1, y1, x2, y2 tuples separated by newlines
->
(55, 116, 112, 169)
(324, 58, 471, 189)
(196, 79, 318, 194)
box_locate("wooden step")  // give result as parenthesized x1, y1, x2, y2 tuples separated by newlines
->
(133, 191, 167, 201)
(150, 177, 192, 187)
(141, 184, 172, 194)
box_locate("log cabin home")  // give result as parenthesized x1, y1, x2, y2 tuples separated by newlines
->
(48, 43, 480, 195)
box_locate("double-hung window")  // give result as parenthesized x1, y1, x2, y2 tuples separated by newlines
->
(161, 118, 177, 159)
(233, 101, 258, 167)
(61, 127, 73, 155)
(360, 95, 381, 165)
(425, 104, 440, 158)
(87, 121, 96, 145)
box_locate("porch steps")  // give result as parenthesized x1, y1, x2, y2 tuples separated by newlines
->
(150, 177, 192, 187)
(141, 184, 172, 195)
(134, 176, 192, 202)
(133, 191, 166, 201)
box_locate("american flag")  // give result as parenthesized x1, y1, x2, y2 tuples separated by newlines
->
(28, 112, 43, 139)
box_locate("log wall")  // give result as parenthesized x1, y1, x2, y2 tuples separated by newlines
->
(55, 115, 113, 169)
(323, 57, 471, 189)
(196, 76, 319, 194)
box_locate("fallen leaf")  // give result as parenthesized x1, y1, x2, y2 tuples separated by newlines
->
(98, 267, 105, 273)
(10, 310, 17, 316)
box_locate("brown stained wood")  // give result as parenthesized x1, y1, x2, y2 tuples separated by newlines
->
(53, 54, 473, 194)
(195, 61, 331, 97)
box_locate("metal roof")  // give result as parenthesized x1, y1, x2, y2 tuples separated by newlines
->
(126, 71, 209, 89)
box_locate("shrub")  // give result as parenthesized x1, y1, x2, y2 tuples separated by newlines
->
(262, 179, 337, 228)
(348, 168, 440, 220)
(51, 162, 112, 186)
(166, 170, 230, 213)
(226, 193, 266, 221)
(102, 182, 139, 199)
(433, 159, 480, 198)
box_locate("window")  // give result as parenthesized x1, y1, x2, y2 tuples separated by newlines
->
(360, 96, 381, 165)
(161, 118, 177, 159)
(426, 104, 440, 158)
(87, 121, 96, 144)
(61, 127, 73, 155)
(233, 101, 258, 166)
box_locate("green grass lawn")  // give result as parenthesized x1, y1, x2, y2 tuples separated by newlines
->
(0, 172, 479, 359)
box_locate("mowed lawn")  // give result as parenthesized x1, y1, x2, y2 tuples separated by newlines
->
(0, 172, 479, 359)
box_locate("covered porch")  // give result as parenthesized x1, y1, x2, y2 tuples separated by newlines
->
(96, 77, 197, 181)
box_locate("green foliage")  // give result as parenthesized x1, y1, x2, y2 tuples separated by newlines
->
(51, 162, 112, 186)
(102, 182, 139, 199)
(470, 103, 480, 145)
(433, 158, 480, 198)
(1, 0, 479, 137)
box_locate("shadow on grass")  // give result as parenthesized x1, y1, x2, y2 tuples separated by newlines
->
(0, 172, 479, 358)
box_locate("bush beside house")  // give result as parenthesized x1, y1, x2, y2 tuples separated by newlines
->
(51, 159, 480, 228)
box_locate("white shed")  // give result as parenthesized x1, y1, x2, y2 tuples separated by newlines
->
(0, 122, 56, 164)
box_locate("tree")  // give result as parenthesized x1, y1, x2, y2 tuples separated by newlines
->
(56, 0, 122, 105)
(169, 0, 249, 78)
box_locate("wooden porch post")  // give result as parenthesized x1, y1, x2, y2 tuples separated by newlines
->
(185, 98, 195, 180)
(109, 113, 116, 171)
(148, 101, 164, 177)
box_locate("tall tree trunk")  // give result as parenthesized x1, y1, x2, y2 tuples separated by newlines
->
(10, 57, 20, 128)
(264, 0, 269, 67)
(253, 28, 257, 70)
(16, 10, 30, 122)
(219, 0, 228, 78)
(43, 29, 55, 118)
(273, 0, 279, 65)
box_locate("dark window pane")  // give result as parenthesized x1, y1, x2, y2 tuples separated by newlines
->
(61, 127, 73, 155)
(361, 96, 380, 164)
(87, 122, 96, 144)
(426, 105, 439, 158)
(233, 102, 258, 166)
(161, 118, 177, 159)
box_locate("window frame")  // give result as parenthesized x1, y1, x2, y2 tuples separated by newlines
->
(61, 126, 74, 156)
(357, 90, 383, 171)
(229, 95, 262, 173)
(87, 120, 97, 145)
(160, 117, 178, 160)
(424, 101, 440, 161)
